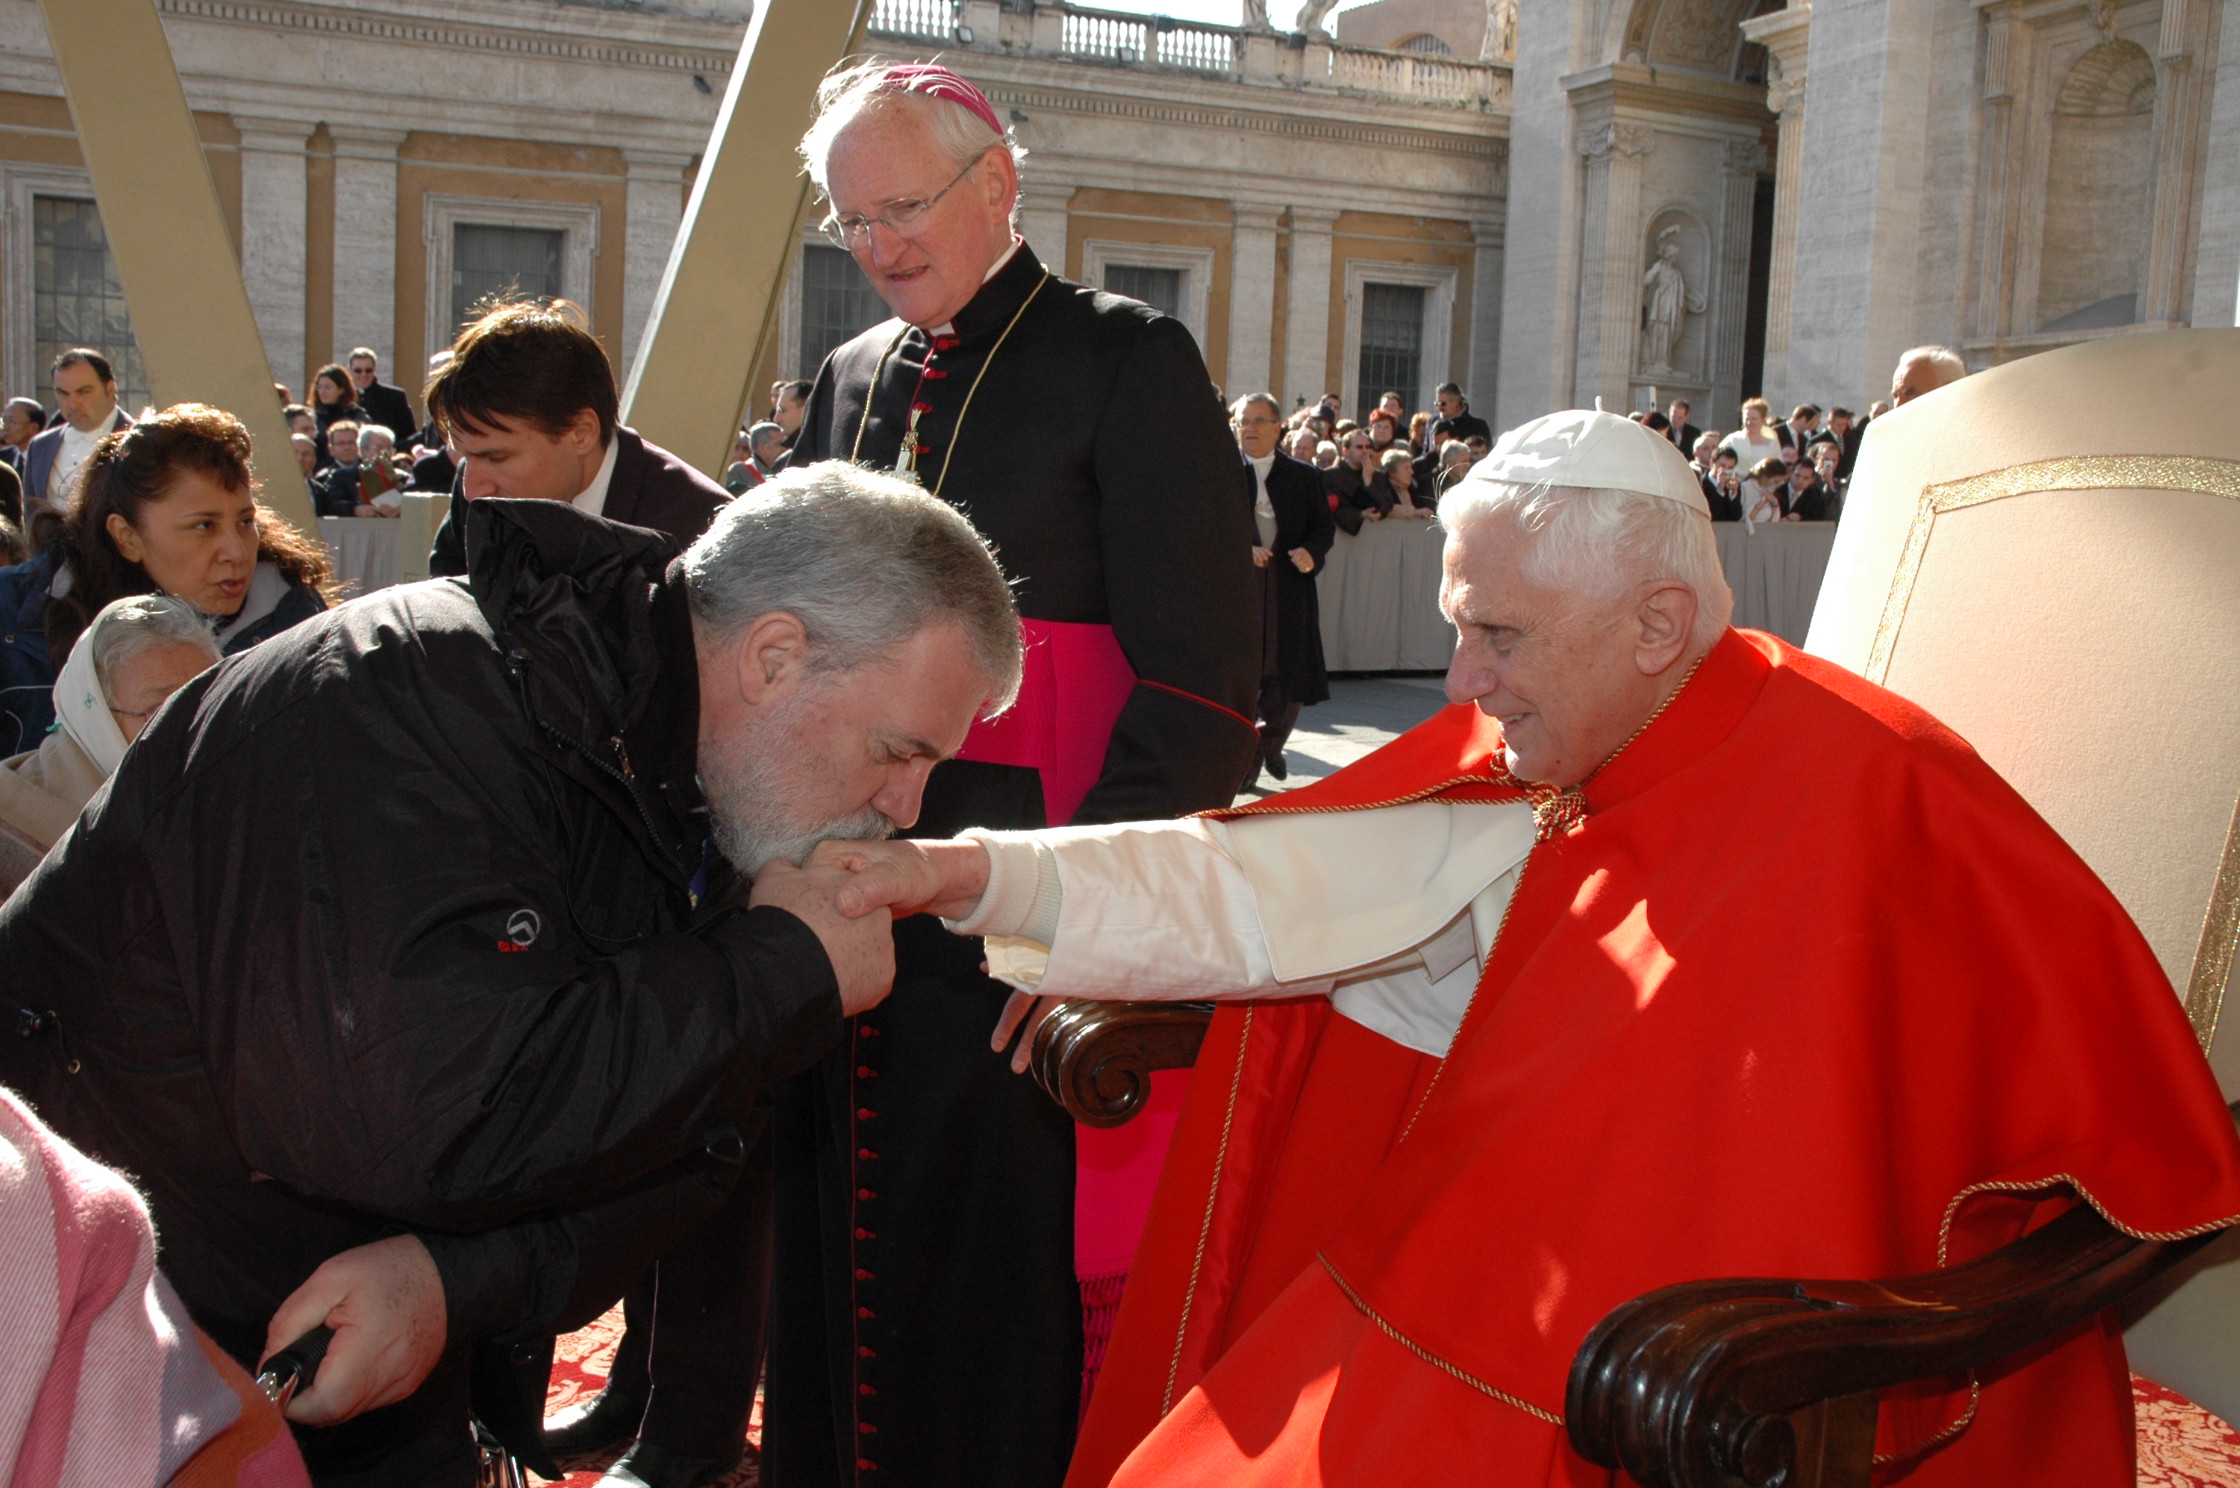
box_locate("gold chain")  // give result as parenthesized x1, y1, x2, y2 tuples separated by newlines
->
(848, 269, 1052, 501)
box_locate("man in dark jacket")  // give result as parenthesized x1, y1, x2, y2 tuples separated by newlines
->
(346, 346, 420, 448)
(1234, 392, 1333, 786)
(0, 466, 1022, 1488)
(425, 301, 728, 577)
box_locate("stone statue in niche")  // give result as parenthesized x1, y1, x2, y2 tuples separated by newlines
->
(1640, 228, 1705, 375)
(1482, 0, 1518, 59)
(1294, 0, 1339, 35)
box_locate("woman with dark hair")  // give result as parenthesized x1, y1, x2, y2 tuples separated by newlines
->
(308, 363, 363, 467)
(0, 403, 332, 753)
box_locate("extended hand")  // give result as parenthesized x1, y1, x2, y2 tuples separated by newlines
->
(261, 1235, 445, 1426)
(991, 990, 1063, 1074)
(811, 838, 992, 922)
(751, 861, 896, 1015)
(1288, 547, 1314, 572)
(1251, 546, 1272, 568)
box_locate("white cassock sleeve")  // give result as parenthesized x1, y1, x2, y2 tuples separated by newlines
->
(941, 801, 1536, 1057)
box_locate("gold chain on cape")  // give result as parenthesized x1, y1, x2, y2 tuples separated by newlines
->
(1525, 650, 1708, 842)
(847, 269, 1051, 502)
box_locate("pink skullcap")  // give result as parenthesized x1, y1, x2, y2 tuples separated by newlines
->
(879, 64, 1005, 139)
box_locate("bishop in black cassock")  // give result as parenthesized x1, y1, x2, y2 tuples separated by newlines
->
(768, 236, 1259, 1485)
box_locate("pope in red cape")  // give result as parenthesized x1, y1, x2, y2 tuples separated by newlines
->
(823, 410, 2240, 1486)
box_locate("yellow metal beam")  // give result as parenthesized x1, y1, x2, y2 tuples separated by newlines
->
(39, 0, 313, 532)
(620, 0, 873, 474)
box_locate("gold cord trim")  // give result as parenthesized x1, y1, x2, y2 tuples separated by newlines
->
(1163, 1006, 1254, 1416)
(846, 270, 1053, 501)
(1318, 1252, 1565, 1426)
(1864, 454, 2240, 1063)
(1934, 1172, 2240, 1269)
(1871, 1381, 1980, 1467)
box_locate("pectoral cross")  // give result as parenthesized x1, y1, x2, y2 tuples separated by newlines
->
(895, 405, 924, 485)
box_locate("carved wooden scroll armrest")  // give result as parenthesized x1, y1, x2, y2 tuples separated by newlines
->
(1565, 1102, 2240, 1488)
(1029, 1001, 1216, 1128)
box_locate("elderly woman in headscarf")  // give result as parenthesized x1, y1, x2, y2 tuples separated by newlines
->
(0, 592, 220, 895)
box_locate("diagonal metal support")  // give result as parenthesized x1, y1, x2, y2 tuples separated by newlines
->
(39, 0, 312, 531)
(620, 0, 874, 474)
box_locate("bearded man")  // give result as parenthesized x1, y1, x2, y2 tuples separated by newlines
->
(759, 60, 1259, 1488)
(825, 410, 2240, 1487)
(0, 464, 1021, 1488)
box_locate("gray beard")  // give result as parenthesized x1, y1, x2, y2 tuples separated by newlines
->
(701, 710, 896, 875)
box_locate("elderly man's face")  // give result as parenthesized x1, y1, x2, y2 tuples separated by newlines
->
(1286, 428, 1318, 461)
(754, 432, 786, 467)
(1891, 356, 1956, 406)
(1232, 401, 1282, 459)
(107, 639, 214, 744)
(293, 435, 317, 476)
(827, 107, 1017, 331)
(1441, 516, 1685, 787)
(696, 617, 991, 871)
(2, 405, 38, 448)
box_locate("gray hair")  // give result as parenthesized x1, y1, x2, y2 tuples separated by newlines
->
(1440, 481, 1733, 648)
(680, 460, 1022, 714)
(801, 61, 1027, 218)
(87, 594, 222, 708)
(747, 421, 784, 447)
(1228, 391, 1281, 422)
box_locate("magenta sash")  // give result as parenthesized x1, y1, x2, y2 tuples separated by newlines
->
(954, 621, 1191, 1297)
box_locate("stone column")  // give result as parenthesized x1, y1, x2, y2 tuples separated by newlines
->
(1741, 4, 1811, 405)
(1966, 1, 2022, 339)
(1570, 119, 1654, 410)
(1282, 208, 1339, 410)
(622, 149, 693, 370)
(328, 126, 408, 370)
(1016, 174, 1070, 276)
(1713, 138, 1767, 418)
(2142, 0, 2205, 322)
(2187, 0, 2240, 325)
(233, 116, 312, 393)
(1226, 202, 1283, 396)
(1466, 216, 1503, 407)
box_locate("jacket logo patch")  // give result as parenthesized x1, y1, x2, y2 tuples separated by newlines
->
(504, 909, 542, 949)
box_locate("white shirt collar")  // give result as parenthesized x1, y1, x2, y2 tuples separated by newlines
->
(1249, 452, 1275, 475)
(571, 438, 621, 519)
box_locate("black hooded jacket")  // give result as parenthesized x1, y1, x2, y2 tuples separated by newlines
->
(1, 499, 841, 1368)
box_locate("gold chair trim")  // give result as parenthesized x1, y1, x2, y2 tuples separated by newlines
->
(1865, 454, 2240, 1056)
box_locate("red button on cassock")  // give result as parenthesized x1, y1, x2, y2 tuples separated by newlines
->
(857, 1188, 876, 1201)
(857, 1108, 876, 1121)
(859, 1383, 878, 1396)
(858, 1148, 878, 1160)
(855, 1268, 874, 1280)
(858, 1458, 878, 1471)
(858, 1346, 877, 1358)
(857, 1306, 875, 1319)
(859, 1422, 879, 1435)
(856, 1066, 878, 1078)
(854, 1227, 874, 1240)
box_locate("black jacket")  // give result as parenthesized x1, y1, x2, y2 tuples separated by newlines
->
(1, 500, 842, 1377)
(1248, 450, 1334, 705)
(428, 426, 729, 578)
(358, 380, 419, 447)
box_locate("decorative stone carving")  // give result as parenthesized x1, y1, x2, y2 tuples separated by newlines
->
(1655, 0, 1733, 69)
(1241, 0, 1273, 31)
(1482, 0, 1518, 60)
(1294, 0, 1338, 36)
(1578, 121, 1657, 160)
(1640, 226, 1705, 375)
(1723, 136, 1770, 174)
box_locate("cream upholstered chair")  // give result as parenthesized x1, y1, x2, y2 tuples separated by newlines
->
(1564, 330, 2240, 1488)
(1802, 327, 2240, 1425)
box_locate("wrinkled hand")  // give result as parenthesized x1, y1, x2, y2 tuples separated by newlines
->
(1288, 547, 1314, 572)
(751, 861, 896, 1015)
(261, 1235, 445, 1427)
(810, 838, 992, 922)
(991, 990, 1063, 1074)
(1251, 546, 1272, 568)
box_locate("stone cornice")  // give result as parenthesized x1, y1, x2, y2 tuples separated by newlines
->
(154, 0, 747, 76)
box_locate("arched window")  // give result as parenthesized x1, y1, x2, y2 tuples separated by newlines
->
(1394, 32, 1454, 53)
(2037, 39, 2157, 332)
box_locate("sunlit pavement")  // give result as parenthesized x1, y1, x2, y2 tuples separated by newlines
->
(1237, 675, 1452, 802)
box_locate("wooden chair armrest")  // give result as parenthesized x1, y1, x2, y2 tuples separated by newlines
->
(1565, 1103, 2240, 1488)
(1029, 1000, 1215, 1127)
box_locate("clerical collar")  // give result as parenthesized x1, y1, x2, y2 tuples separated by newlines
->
(1249, 453, 1275, 475)
(571, 437, 621, 519)
(934, 239, 1047, 341)
(925, 237, 1026, 337)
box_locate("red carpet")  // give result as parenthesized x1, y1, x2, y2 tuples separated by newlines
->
(541, 1305, 2240, 1487)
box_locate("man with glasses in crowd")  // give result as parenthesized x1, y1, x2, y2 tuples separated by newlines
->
(545, 62, 1258, 1488)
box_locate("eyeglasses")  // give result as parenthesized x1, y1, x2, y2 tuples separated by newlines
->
(1232, 416, 1281, 428)
(820, 147, 997, 252)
